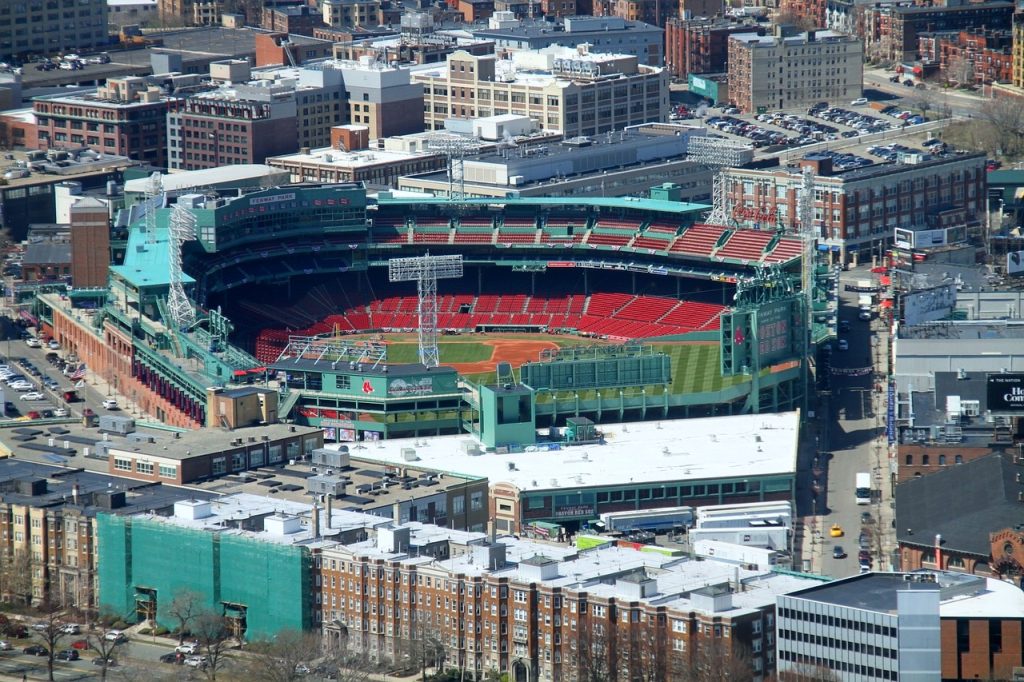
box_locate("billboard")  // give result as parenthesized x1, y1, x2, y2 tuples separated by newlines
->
(901, 283, 957, 326)
(1008, 250, 1024, 276)
(987, 374, 1024, 412)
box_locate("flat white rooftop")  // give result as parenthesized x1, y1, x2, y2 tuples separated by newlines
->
(940, 576, 1024, 619)
(334, 411, 800, 492)
(269, 147, 435, 168)
(125, 164, 286, 192)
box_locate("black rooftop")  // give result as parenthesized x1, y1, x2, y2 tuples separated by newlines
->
(895, 453, 1024, 557)
(0, 459, 215, 516)
(785, 573, 938, 613)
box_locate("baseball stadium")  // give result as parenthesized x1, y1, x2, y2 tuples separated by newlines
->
(35, 182, 826, 443)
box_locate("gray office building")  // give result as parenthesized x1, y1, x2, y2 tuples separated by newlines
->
(0, 0, 108, 59)
(777, 572, 943, 682)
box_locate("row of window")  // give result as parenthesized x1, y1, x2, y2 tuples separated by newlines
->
(779, 651, 897, 680)
(779, 608, 895, 637)
(779, 629, 897, 658)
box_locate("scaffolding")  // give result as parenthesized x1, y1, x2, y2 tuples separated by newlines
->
(685, 136, 754, 226)
(388, 254, 464, 368)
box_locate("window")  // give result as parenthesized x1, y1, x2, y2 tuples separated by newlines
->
(159, 464, 177, 479)
(136, 461, 154, 475)
(212, 457, 227, 475)
(113, 457, 131, 472)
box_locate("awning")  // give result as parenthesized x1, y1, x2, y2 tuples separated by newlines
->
(880, 300, 893, 309)
(879, 275, 891, 286)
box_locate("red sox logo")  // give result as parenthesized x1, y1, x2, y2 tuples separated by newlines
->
(362, 380, 374, 394)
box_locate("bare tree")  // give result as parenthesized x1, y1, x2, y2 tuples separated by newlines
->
(163, 588, 203, 645)
(321, 632, 374, 682)
(193, 609, 234, 681)
(668, 638, 755, 682)
(575, 621, 614, 682)
(241, 629, 321, 682)
(946, 56, 975, 87)
(978, 97, 1024, 158)
(32, 597, 72, 682)
(776, 662, 843, 681)
(400, 618, 447, 681)
(87, 626, 130, 682)
(1, 550, 34, 606)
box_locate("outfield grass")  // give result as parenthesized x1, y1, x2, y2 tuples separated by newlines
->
(652, 344, 750, 395)
(386, 342, 493, 364)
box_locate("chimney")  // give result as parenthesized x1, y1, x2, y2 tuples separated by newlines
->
(312, 504, 320, 539)
(935, 534, 942, 569)
(72, 484, 79, 505)
(393, 501, 402, 524)
(488, 520, 496, 543)
(325, 496, 333, 529)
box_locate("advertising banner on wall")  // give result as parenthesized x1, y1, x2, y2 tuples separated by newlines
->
(987, 374, 1024, 412)
(901, 284, 957, 326)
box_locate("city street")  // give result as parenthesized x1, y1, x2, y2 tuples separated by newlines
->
(798, 265, 895, 579)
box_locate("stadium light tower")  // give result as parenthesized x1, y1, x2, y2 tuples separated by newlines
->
(428, 135, 482, 201)
(389, 254, 464, 367)
(144, 171, 163, 245)
(684, 135, 754, 226)
(167, 200, 198, 331)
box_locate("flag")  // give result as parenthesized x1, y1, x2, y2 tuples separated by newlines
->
(69, 365, 86, 381)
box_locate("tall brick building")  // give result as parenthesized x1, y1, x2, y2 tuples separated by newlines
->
(863, 1, 1015, 63)
(319, 525, 818, 681)
(69, 198, 111, 290)
(918, 28, 1013, 86)
(665, 18, 764, 79)
(34, 77, 173, 169)
(722, 151, 986, 264)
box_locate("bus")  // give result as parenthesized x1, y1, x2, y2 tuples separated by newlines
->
(855, 472, 872, 505)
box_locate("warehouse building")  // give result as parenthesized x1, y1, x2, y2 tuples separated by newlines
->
(326, 410, 799, 535)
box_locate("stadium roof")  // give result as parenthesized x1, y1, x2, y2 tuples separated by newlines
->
(375, 194, 711, 215)
(326, 410, 800, 492)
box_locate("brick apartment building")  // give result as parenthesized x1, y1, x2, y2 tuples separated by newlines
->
(319, 527, 816, 681)
(722, 151, 986, 263)
(665, 18, 764, 79)
(157, 0, 225, 26)
(918, 29, 1013, 86)
(322, 0, 381, 28)
(34, 77, 173, 168)
(261, 5, 325, 36)
(728, 29, 863, 113)
(863, 1, 1015, 63)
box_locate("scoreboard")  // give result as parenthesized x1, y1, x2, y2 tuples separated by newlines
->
(721, 296, 803, 376)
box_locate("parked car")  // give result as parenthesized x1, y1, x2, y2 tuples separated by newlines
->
(59, 623, 80, 635)
(24, 337, 40, 348)
(56, 649, 79, 661)
(0, 640, 11, 650)
(184, 655, 208, 668)
(26, 411, 41, 420)
(850, 97, 868, 106)
(160, 652, 181, 664)
(23, 644, 48, 656)
(175, 642, 199, 655)
(101, 398, 118, 410)
(93, 656, 117, 666)
(104, 630, 127, 642)
(832, 545, 847, 559)
(19, 392, 44, 401)
(53, 408, 68, 418)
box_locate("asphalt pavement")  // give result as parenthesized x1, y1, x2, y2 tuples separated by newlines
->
(797, 264, 896, 579)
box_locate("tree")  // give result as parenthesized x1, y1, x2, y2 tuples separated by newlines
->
(87, 626, 131, 682)
(163, 588, 203, 645)
(671, 639, 755, 682)
(192, 609, 234, 681)
(978, 96, 1024, 158)
(0, 549, 34, 606)
(242, 629, 322, 682)
(946, 55, 975, 87)
(400, 617, 447, 681)
(320, 631, 374, 682)
(32, 597, 72, 682)
(575, 622, 613, 682)
(775, 662, 843, 681)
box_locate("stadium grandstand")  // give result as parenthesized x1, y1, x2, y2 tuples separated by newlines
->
(33, 184, 820, 438)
